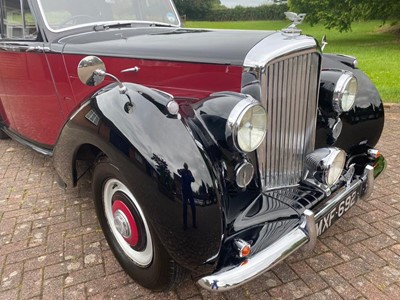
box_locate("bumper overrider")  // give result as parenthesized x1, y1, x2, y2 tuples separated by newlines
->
(198, 157, 386, 291)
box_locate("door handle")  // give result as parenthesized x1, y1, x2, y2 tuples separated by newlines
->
(26, 46, 51, 53)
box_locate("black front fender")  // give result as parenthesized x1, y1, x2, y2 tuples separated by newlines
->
(316, 54, 384, 151)
(53, 83, 223, 275)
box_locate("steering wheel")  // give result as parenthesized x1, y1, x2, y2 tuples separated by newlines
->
(60, 15, 96, 27)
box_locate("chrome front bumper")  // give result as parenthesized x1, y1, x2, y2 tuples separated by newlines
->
(198, 164, 377, 291)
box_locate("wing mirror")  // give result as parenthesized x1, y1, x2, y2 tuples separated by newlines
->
(77, 56, 127, 94)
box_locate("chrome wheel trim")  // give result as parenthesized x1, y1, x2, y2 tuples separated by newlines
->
(103, 178, 153, 267)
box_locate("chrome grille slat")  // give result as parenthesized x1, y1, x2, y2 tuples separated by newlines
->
(260, 51, 320, 190)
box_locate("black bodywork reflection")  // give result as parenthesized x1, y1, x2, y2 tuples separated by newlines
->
(178, 163, 197, 229)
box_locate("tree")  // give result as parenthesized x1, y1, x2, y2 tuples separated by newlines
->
(173, 0, 221, 20)
(288, 0, 400, 32)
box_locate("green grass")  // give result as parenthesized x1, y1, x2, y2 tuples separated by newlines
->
(187, 21, 400, 103)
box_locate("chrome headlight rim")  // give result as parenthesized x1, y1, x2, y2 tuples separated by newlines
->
(333, 71, 358, 113)
(321, 149, 347, 186)
(227, 97, 267, 153)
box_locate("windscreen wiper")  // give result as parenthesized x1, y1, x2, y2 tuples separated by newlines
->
(93, 22, 135, 31)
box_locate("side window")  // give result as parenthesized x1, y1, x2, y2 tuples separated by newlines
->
(3, 0, 37, 40)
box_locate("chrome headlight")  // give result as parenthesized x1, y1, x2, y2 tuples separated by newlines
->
(227, 98, 267, 153)
(334, 72, 358, 112)
(306, 148, 346, 186)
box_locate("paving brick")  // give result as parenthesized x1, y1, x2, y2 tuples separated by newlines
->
(20, 268, 43, 299)
(7, 245, 47, 265)
(349, 243, 387, 269)
(334, 258, 375, 280)
(0, 288, 18, 300)
(46, 231, 64, 253)
(334, 228, 369, 245)
(272, 261, 299, 283)
(362, 234, 397, 252)
(290, 261, 328, 292)
(64, 264, 105, 287)
(301, 288, 342, 300)
(269, 279, 313, 299)
(176, 279, 202, 299)
(86, 272, 129, 296)
(322, 237, 358, 261)
(0, 262, 23, 292)
(64, 283, 86, 300)
(377, 249, 400, 269)
(244, 271, 282, 294)
(24, 252, 64, 271)
(307, 252, 343, 272)
(99, 283, 151, 300)
(349, 216, 382, 238)
(350, 276, 389, 299)
(383, 284, 400, 300)
(0, 217, 16, 236)
(319, 268, 362, 299)
(42, 276, 64, 300)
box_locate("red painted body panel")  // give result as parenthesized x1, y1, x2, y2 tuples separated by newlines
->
(63, 54, 243, 103)
(0, 51, 243, 146)
(0, 51, 65, 146)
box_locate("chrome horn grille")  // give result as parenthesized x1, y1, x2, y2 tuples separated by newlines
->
(258, 51, 320, 189)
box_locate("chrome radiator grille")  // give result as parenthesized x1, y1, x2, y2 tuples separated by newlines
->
(258, 51, 320, 189)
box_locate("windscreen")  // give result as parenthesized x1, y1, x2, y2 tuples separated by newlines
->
(38, 0, 180, 31)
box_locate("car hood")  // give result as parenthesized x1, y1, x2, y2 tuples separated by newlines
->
(59, 27, 275, 66)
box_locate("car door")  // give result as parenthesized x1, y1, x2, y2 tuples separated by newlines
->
(0, 0, 65, 147)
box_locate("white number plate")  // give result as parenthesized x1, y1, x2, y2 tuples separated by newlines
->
(316, 189, 359, 236)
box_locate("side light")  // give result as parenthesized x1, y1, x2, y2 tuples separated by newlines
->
(306, 148, 347, 186)
(334, 72, 358, 112)
(234, 239, 251, 258)
(227, 98, 267, 153)
(235, 161, 254, 188)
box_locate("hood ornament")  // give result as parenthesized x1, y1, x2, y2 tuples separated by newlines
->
(282, 12, 306, 36)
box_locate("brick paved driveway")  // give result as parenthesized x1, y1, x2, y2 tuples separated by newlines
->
(1, 108, 399, 300)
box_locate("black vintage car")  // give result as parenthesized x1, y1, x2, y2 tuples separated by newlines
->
(0, 0, 386, 291)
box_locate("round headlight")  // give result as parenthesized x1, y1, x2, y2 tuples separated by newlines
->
(228, 98, 267, 153)
(324, 150, 346, 186)
(334, 72, 358, 112)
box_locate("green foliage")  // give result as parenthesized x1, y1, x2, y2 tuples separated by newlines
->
(288, 0, 400, 32)
(173, 0, 221, 20)
(207, 4, 288, 22)
(173, 1, 287, 21)
(187, 20, 400, 102)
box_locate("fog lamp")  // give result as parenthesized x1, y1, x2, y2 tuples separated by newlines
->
(306, 148, 347, 186)
(227, 98, 267, 153)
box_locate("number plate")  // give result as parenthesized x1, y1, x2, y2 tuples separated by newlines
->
(315, 186, 361, 236)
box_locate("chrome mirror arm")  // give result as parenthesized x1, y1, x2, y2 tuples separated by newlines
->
(94, 70, 128, 94)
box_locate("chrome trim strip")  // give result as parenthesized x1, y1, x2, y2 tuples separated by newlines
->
(244, 32, 318, 70)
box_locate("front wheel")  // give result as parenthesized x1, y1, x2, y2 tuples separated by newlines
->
(92, 157, 185, 291)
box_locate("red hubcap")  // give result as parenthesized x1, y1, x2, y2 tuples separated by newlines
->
(112, 200, 139, 247)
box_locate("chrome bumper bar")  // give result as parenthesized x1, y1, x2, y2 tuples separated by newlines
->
(198, 164, 375, 291)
